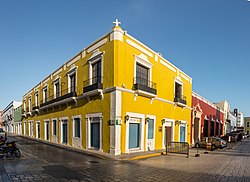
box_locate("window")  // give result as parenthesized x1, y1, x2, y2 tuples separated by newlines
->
(175, 82, 182, 99)
(52, 119, 57, 136)
(74, 118, 81, 138)
(69, 73, 76, 93)
(136, 63, 149, 86)
(28, 97, 31, 111)
(23, 100, 26, 112)
(54, 81, 60, 98)
(35, 92, 39, 106)
(247, 122, 250, 128)
(92, 61, 102, 84)
(43, 87, 48, 103)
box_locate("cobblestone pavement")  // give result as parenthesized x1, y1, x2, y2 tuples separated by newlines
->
(0, 136, 250, 181)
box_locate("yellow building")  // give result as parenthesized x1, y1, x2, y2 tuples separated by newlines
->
(22, 20, 192, 155)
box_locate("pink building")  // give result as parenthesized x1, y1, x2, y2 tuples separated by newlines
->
(191, 92, 225, 146)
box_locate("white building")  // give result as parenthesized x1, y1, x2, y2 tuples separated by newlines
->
(215, 100, 229, 134)
(2, 101, 22, 132)
(227, 111, 237, 133)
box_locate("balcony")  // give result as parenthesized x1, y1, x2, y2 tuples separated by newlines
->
(81, 77, 103, 100)
(40, 88, 77, 110)
(133, 77, 157, 98)
(174, 95, 187, 107)
(32, 104, 40, 114)
(26, 107, 32, 116)
(21, 109, 26, 118)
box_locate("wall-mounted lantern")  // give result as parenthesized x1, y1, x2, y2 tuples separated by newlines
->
(125, 115, 129, 123)
(161, 119, 166, 125)
(145, 117, 150, 124)
(175, 120, 181, 126)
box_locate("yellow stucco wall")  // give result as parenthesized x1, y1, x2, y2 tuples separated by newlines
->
(22, 25, 192, 155)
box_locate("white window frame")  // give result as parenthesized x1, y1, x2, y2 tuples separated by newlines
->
(28, 120, 34, 137)
(86, 113, 102, 151)
(43, 85, 48, 103)
(36, 121, 40, 139)
(44, 119, 50, 141)
(23, 121, 26, 135)
(134, 55, 152, 83)
(72, 115, 81, 138)
(35, 92, 39, 106)
(59, 117, 69, 144)
(161, 118, 175, 149)
(67, 67, 77, 94)
(174, 76, 183, 98)
(125, 112, 145, 153)
(23, 99, 26, 112)
(88, 55, 103, 85)
(28, 97, 32, 112)
(52, 118, 57, 136)
(53, 78, 60, 99)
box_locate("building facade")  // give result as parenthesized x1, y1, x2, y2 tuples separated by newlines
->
(0, 110, 3, 128)
(191, 92, 224, 146)
(2, 101, 22, 132)
(215, 100, 229, 134)
(244, 117, 250, 135)
(21, 22, 192, 155)
(226, 111, 237, 133)
(14, 105, 22, 134)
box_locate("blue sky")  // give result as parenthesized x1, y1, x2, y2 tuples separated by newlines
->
(0, 0, 249, 116)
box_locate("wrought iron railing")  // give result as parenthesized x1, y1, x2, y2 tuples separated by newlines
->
(174, 94, 187, 105)
(133, 77, 157, 89)
(83, 76, 103, 93)
(40, 87, 77, 107)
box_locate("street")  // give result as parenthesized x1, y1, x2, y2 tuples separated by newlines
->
(0, 136, 250, 182)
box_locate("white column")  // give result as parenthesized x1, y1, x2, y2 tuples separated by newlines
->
(110, 90, 121, 155)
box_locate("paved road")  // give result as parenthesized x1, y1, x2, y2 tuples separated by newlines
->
(0, 136, 250, 181)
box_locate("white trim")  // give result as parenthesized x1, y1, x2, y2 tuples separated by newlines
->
(87, 38, 107, 53)
(110, 28, 124, 42)
(72, 115, 82, 148)
(60, 118, 69, 145)
(53, 78, 60, 99)
(162, 119, 175, 149)
(160, 59, 176, 72)
(53, 68, 62, 77)
(67, 55, 81, 67)
(134, 55, 152, 86)
(145, 115, 156, 151)
(125, 112, 145, 153)
(67, 67, 77, 94)
(126, 39, 153, 58)
(44, 119, 50, 141)
(43, 77, 50, 85)
(86, 113, 103, 151)
(88, 52, 103, 85)
(35, 121, 40, 139)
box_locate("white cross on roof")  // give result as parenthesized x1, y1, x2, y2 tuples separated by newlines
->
(113, 19, 121, 27)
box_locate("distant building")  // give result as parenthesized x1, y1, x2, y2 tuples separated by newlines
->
(2, 101, 22, 132)
(244, 117, 250, 135)
(227, 111, 237, 133)
(192, 92, 224, 146)
(215, 100, 229, 134)
(234, 109, 244, 127)
(0, 110, 3, 128)
(14, 105, 22, 134)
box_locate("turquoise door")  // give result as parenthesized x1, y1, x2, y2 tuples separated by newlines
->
(129, 123, 140, 149)
(180, 126, 186, 142)
(91, 123, 100, 149)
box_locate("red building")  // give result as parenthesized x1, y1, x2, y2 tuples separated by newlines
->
(191, 92, 224, 146)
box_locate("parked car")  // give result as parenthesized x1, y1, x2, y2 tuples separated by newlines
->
(0, 128, 6, 141)
(195, 137, 227, 150)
